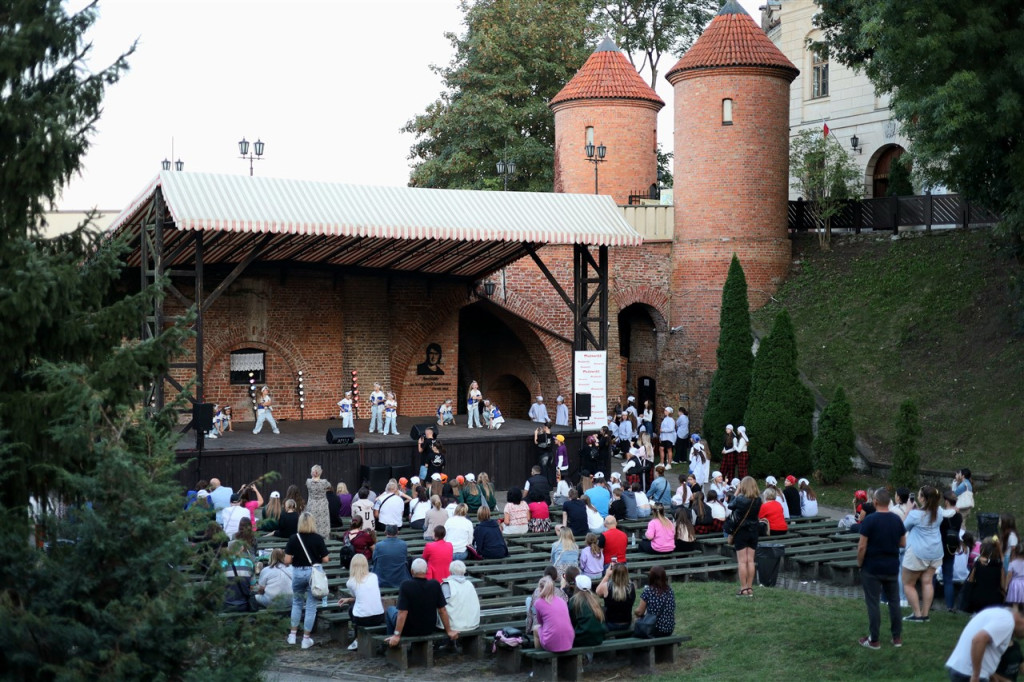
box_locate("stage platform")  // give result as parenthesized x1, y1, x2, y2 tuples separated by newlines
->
(174, 416, 582, 494)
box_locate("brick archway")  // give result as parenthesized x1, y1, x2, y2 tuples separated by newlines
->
(612, 285, 669, 328)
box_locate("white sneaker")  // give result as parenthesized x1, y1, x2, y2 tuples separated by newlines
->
(287, 632, 297, 645)
(252, 430, 259, 435)
(273, 430, 280, 434)
(208, 433, 217, 439)
(665, 464, 672, 470)
(347, 639, 359, 651)
(301, 636, 314, 649)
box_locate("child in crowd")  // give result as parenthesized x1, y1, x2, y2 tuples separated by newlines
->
(337, 391, 354, 428)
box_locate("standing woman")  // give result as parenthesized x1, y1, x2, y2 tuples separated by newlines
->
(688, 435, 710, 489)
(953, 468, 974, 519)
(727, 476, 762, 597)
(902, 486, 943, 622)
(306, 465, 333, 539)
(720, 425, 738, 482)
(466, 380, 483, 428)
(283, 512, 330, 649)
(938, 490, 964, 612)
(337, 553, 384, 651)
(735, 426, 750, 480)
(640, 504, 675, 555)
(658, 407, 676, 469)
(640, 400, 654, 438)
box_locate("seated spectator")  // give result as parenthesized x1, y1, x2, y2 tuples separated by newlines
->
(473, 506, 508, 559)
(579, 533, 604, 580)
(635, 566, 675, 637)
(441, 560, 480, 633)
(372, 524, 412, 589)
(553, 469, 571, 506)
(343, 516, 376, 561)
(671, 474, 692, 510)
(562, 566, 581, 602)
(337, 553, 384, 650)
(230, 517, 258, 563)
(256, 548, 293, 609)
(336, 482, 353, 520)
(674, 508, 698, 552)
(384, 558, 457, 647)
(633, 483, 652, 518)
(621, 484, 639, 520)
(560, 488, 589, 536)
(458, 473, 484, 515)
(422, 525, 454, 581)
(583, 495, 605, 534)
(798, 478, 818, 517)
(782, 475, 801, 517)
(690, 491, 716, 535)
(532, 576, 574, 653)
(220, 545, 256, 612)
(351, 487, 375, 528)
(706, 490, 728, 531)
(274, 498, 300, 539)
(758, 489, 788, 534)
(550, 527, 581, 579)
(422, 494, 448, 541)
(640, 504, 675, 554)
(525, 565, 567, 632)
(609, 487, 627, 522)
(529, 497, 552, 533)
(409, 486, 430, 531)
(260, 490, 282, 532)
(569, 575, 606, 647)
(596, 562, 635, 631)
(445, 504, 475, 561)
(502, 488, 530, 535)
(599, 515, 628, 565)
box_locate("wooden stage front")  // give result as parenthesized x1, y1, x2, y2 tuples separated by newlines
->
(174, 416, 582, 494)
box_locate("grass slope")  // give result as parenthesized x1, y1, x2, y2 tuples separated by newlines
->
(751, 230, 1023, 514)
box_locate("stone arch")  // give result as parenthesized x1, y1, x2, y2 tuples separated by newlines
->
(611, 284, 670, 326)
(866, 144, 907, 198)
(615, 300, 669, 414)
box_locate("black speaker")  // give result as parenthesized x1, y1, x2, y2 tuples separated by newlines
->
(410, 423, 435, 440)
(391, 464, 413, 482)
(326, 427, 355, 445)
(360, 465, 393, 493)
(575, 393, 592, 420)
(193, 403, 215, 432)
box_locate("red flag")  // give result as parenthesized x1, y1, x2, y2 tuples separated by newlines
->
(823, 123, 830, 138)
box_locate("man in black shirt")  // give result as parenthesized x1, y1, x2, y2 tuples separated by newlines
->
(525, 465, 551, 504)
(385, 558, 458, 647)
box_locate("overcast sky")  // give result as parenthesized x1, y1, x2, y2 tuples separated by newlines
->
(59, 0, 763, 211)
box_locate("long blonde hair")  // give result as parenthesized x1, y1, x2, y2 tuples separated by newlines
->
(349, 553, 370, 584)
(263, 496, 282, 522)
(570, 586, 605, 623)
(609, 563, 631, 601)
(557, 526, 578, 552)
(738, 476, 760, 499)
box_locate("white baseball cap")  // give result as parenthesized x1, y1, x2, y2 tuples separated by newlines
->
(431, 473, 442, 481)
(465, 473, 476, 482)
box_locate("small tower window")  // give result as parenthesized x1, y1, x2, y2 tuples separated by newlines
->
(585, 126, 594, 146)
(722, 98, 734, 125)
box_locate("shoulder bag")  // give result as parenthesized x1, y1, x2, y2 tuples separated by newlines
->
(297, 533, 330, 599)
(955, 489, 975, 511)
(726, 499, 755, 546)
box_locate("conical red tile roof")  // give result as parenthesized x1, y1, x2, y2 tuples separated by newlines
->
(550, 37, 665, 108)
(666, 0, 798, 82)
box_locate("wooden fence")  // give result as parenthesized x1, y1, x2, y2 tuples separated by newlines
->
(789, 193, 1001, 234)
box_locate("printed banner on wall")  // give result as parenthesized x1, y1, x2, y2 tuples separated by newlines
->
(574, 350, 608, 431)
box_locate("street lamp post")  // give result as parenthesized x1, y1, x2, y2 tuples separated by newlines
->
(496, 157, 516, 191)
(584, 142, 607, 194)
(238, 137, 265, 176)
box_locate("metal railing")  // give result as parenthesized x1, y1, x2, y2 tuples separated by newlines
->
(788, 193, 1001, 234)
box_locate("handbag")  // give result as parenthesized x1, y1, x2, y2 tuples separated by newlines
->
(634, 611, 658, 639)
(956, 490, 974, 510)
(228, 561, 259, 612)
(726, 499, 755, 546)
(297, 534, 330, 599)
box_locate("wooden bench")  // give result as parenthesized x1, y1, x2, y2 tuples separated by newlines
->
(520, 634, 691, 681)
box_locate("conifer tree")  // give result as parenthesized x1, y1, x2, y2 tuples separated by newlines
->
(743, 309, 815, 476)
(890, 399, 922, 489)
(0, 2, 274, 677)
(811, 386, 856, 483)
(703, 254, 753, 456)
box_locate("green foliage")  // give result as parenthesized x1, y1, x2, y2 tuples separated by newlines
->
(591, 0, 718, 88)
(789, 129, 863, 248)
(811, 386, 856, 483)
(813, 0, 1024, 254)
(656, 144, 673, 189)
(890, 399, 922, 489)
(743, 309, 815, 477)
(402, 0, 596, 191)
(703, 255, 752, 454)
(886, 155, 914, 197)
(0, 2, 275, 677)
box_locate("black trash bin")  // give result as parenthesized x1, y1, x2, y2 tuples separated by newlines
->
(977, 512, 1000, 540)
(756, 543, 786, 587)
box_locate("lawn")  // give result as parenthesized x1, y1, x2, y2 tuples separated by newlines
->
(656, 580, 966, 681)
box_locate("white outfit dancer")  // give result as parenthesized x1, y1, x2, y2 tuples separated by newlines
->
(555, 396, 569, 426)
(689, 438, 710, 486)
(368, 384, 385, 433)
(383, 394, 399, 435)
(489, 404, 505, 429)
(337, 391, 354, 428)
(466, 382, 482, 428)
(528, 396, 550, 424)
(252, 386, 280, 435)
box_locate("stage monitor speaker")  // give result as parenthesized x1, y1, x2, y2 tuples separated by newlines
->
(326, 427, 355, 445)
(193, 403, 215, 432)
(410, 423, 435, 440)
(360, 465, 392, 493)
(391, 464, 413, 483)
(575, 393, 592, 420)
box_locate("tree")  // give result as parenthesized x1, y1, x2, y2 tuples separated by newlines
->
(703, 255, 753, 455)
(890, 399, 922, 489)
(402, 0, 596, 191)
(811, 386, 856, 483)
(0, 2, 274, 677)
(886, 155, 914, 197)
(813, 0, 1024, 256)
(743, 309, 815, 477)
(591, 0, 718, 88)
(789, 129, 863, 249)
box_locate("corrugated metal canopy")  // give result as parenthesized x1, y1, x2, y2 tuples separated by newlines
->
(110, 172, 641, 280)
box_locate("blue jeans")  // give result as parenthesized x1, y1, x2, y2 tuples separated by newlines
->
(385, 605, 399, 635)
(253, 408, 279, 434)
(941, 556, 956, 609)
(341, 412, 353, 428)
(290, 566, 318, 633)
(861, 570, 902, 642)
(467, 403, 481, 428)
(369, 405, 384, 433)
(383, 413, 398, 434)
(453, 550, 468, 561)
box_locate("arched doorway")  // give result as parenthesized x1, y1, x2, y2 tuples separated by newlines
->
(871, 145, 907, 198)
(617, 303, 662, 412)
(457, 302, 541, 419)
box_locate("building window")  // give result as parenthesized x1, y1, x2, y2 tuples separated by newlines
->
(811, 49, 829, 98)
(722, 98, 733, 125)
(585, 126, 594, 147)
(230, 348, 265, 385)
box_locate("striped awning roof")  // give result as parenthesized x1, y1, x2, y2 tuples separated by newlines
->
(110, 172, 641, 279)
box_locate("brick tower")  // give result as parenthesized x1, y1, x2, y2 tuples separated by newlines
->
(665, 0, 798, 378)
(550, 37, 665, 205)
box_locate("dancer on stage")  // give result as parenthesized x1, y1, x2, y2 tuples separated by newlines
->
(488, 402, 505, 430)
(555, 395, 569, 427)
(480, 400, 493, 429)
(383, 392, 399, 435)
(529, 396, 550, 425)
(368, 382, 385, 434)
(437, 399, 455, 426)
(337, 390, 354, 428)
(253, 386, 280, 435)
(466, 381, 483, 429)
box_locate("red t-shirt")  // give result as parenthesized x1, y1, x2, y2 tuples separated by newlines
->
(601, 527, 628, 564)
(758, 500, 788, 533)
(422, 539, 453, 581)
